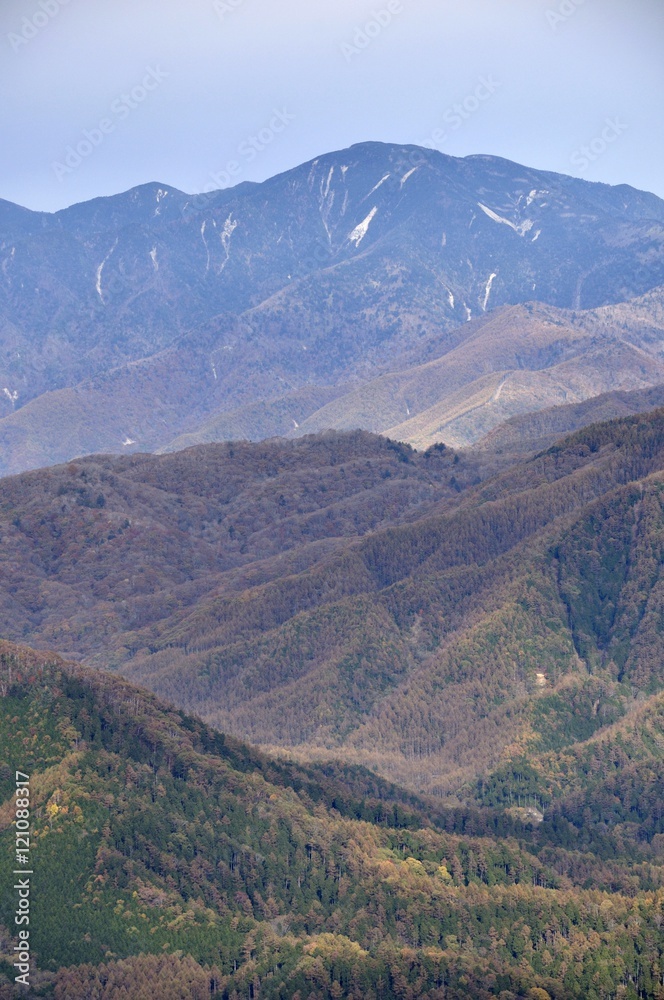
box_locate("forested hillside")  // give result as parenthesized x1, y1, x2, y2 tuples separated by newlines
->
(0, 411, 662, 798)
(286, 289, 664, 451)
(477, 383, 664, 456)
(1, 642, 664, 999)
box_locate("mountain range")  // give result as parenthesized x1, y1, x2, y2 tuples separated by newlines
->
(3, 143, 664, 998)
(2, 636, 664, 998)
(0, 408, 662, 800)
(2, 142, 664, 474)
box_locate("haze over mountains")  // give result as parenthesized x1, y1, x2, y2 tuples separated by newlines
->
(2, 408, 664, 997)
(2, 140, 664, 807)
(1, 410, 662, 799)
(2, 141, 664, 474)
(3, 141, 664, 998)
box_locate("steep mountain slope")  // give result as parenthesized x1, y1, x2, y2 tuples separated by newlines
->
(0, 431, 485, 667)
(0, 412, 662, 800)
(2, 641, 664, 999)
(2, 143, 664, 473)
(476, 382, 664, 455)
(290, 287, 664, 450)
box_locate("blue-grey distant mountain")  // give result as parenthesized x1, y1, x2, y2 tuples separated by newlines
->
(1, 141, 664, 473)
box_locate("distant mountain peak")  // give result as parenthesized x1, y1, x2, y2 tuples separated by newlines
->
(1, 142, 663, 473)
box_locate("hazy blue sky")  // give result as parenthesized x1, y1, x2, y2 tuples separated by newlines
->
(1, 0, 662, 211)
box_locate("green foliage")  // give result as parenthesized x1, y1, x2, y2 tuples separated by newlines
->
(2, 412, 664, 995)
(2, 645, 664, 998)
(477, 758, 549, 810)
(530, 680, 625, 752)
(1, 411, 664, 801)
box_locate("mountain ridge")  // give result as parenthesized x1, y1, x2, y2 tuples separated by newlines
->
(2, 141, 664, 474)
(3, 636, 664, 998)
(0, 409, 662, 799)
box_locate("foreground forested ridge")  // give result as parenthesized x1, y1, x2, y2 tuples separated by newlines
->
(1, 641, 664, 999)
(0, 411, 663, 795)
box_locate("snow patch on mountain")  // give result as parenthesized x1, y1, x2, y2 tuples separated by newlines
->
(201, 221, 210, 275)
(526, 188, 549, 207)
(307, 160, 319, 190)
(400, 166, 419, 186)
(366, 174, 390, 198)
(319, 169, 336, 241)
(477, 202, 534, 237)
(482, 273, 497, 311)
(95, 239, 118, 303)
(349, 207, 378, 247)
(218, 215, 238, 273)
(322, 166, 334, 200)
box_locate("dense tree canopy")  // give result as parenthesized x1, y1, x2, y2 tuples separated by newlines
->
(1, 644, 664, 998)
